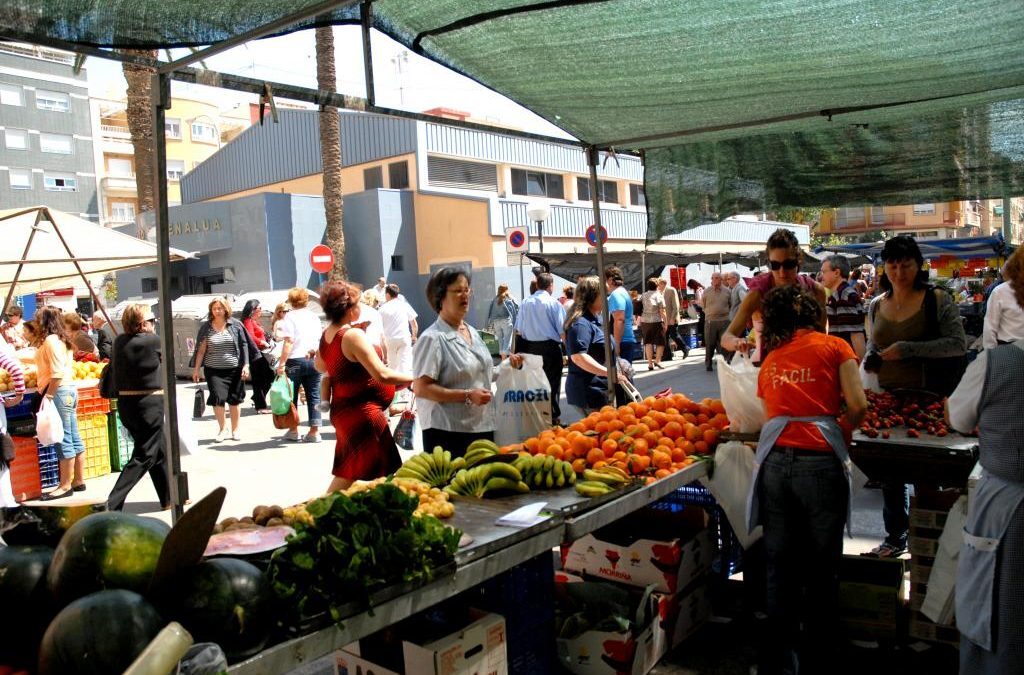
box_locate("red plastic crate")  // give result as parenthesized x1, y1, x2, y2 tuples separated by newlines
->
(76, 385, 110, 416)
(8, 436, 42, 502)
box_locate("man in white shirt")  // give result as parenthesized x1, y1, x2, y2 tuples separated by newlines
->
(378, 284, 418, 374)
(371, 277, 387, 306)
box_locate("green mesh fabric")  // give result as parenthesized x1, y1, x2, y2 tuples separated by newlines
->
(4, 0, 1024, 241)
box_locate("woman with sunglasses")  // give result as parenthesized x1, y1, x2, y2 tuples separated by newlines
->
(723, 228, 826, 362)
(241, 300, 274, 414)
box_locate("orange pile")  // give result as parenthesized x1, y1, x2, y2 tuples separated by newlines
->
(501, 393, 727, 484)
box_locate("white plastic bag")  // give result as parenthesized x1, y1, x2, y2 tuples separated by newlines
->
(859, 360, 883, 393)
(36, 396, 64, 447)
(715, 352, 765, 433)
(700, 441, 763, 549)
(494, 354, 551, 446)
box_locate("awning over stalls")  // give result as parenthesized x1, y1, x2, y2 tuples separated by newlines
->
(818, 234, 1013, 261)
(7, 1, 1023, 242)
(526, 250, 767, 290)
(0, 206, 192, 294)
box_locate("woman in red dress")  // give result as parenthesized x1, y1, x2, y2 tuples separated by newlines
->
(315, 281, 413, 493)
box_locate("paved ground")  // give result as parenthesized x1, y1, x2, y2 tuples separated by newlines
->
(71, 348, 957, 673)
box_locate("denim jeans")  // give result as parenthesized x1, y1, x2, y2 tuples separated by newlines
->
(759, 448, 848, 675)
(285, 358, 322, 427)
(53, 385, 84, 460)
(881, 482, 910, 547)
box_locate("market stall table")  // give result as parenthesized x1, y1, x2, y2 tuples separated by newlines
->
(849, 429, 978, 488)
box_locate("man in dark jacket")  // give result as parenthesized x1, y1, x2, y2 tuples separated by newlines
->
(91, 312, 116, 361)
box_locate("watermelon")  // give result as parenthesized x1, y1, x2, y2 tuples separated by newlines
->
(47, 512, 169, 606)
(1, 502, 107, 547)
(37, 590, 163, 675)
(161, 558, 271, 662)
(0, 546, 55, 667)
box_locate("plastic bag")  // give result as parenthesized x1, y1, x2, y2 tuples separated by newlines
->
(268, 374, 293, 415)
(393, 397, 418, 451)
(859, 360, 883, 393)
(494, 354, 551, 447)
(700, 441, 763, 549)
(715, 352, 764, 433)
(36, 396, 64, 447)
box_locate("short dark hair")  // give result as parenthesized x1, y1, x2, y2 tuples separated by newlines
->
(604, 266, 624, 285)
(563, 285, 574, 299)
(385, 283, 400, 299)
(766, 228, 803, 261)
(425, 268, 470, 313)
(878, 236, 929, 294)
(761, 285, 825, 352)
(536, 272, 554, 291)
(646, 277, 659, 291)
(6, 306, 22, 318)
(319, 280, 363, 323)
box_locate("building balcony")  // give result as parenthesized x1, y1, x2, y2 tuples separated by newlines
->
(101, 174, 137, 193)
(500, 199, 647, 240)
(100, 123, 131, 138)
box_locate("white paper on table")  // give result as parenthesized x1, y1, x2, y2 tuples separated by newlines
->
(496, 502, 549, 528)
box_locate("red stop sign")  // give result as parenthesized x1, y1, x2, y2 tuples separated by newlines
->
(309, 244, 334, 274)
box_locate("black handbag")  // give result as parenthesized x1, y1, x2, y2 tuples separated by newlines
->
(1, 432, 14, 467)
(99, 361, 117, 399)
(193, 388, 207, 418)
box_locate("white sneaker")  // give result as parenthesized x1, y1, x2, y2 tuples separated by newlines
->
(304, 432, 322, 444)
(283, 429, 301, 442)
(230, 430, 241, 441)
(214, 428, 229, 443)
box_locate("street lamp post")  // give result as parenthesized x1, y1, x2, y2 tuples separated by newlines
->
(526, 202, 550, 253)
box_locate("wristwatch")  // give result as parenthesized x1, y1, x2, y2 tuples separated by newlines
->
(464, 390, 473, 406)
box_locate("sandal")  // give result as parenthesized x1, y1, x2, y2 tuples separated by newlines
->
(862, 542, 906, 558)
(72, 483, 86, 492)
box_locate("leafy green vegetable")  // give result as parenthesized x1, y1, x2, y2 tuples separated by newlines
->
(268, 484, 461, 630)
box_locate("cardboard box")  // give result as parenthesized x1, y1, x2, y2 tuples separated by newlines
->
(909, 508, 949, 530)
(336, 647, 402, 675)
(650, 579, 712, 662)
(838, 556, 906, 640)
(562, 527, 712, 594)
(908, 536, 939, 558)
(557, 622, 657, 675)
(909, 612, 960, 648)
(403, 611, 507, 675)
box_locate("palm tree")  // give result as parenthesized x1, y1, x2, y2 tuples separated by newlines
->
(121, 50, 158, 219)
(315, 26, 347, 280)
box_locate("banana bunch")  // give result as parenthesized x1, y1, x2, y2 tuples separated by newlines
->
(464, 439, 502, 468)
(444, 462, 529, 498)
(394, 447, 466, 487)
(575, 466, 632, 497)
(512, 453, 577, 490)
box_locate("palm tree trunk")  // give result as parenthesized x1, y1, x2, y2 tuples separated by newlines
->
(315, 26, 347, 280)
(121, 50, 158, 224)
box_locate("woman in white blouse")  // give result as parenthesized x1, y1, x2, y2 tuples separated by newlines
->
(983, 249, 1024, 349)
(412, 268, 521, 457)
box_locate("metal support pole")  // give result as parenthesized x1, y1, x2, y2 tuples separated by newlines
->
(587, 147, 616, 405)
(360, 1, 375, 107)
(537, 220, 544, 253)
(152, 72, 187, 522)
(641, 250, 646, 285)
(1003, 196, 1013, 243)
(519, 252, 525, 302)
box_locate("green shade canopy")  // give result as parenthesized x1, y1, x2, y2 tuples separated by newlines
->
(4, 0, 1024, 239)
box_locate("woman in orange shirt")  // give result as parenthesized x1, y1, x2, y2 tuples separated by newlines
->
(746, 285, 866, 674)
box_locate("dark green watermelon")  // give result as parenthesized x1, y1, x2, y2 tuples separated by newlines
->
(47, 512, 169, 606)
(1, 502, 107, 546)
(162, 558, 271, 662)
(38, 589, 163, 675)
(0, 545, 55, 667)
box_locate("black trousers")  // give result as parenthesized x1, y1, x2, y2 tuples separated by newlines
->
(106, 394, 171, 511)
(515, 338, 563, 423)
(421, 428, 494, 458)
(250, 355, 274, 410)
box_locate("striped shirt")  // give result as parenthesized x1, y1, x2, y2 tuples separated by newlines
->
(826, 280, 866, 339)
(203, 329, 239, 369)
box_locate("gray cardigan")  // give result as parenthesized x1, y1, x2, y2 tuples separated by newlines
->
(866, 288, 968, 359)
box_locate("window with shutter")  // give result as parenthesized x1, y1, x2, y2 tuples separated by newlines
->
(427, 156, 498, 191)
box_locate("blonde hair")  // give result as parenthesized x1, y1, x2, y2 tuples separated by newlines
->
(121, 303, 149, 335)
(272, 303, 288, 321)
(361, 290, 378, 308)
(287, 287, 309, 309)
(63, 312, 84, 332)
(207, 296, 232, 321)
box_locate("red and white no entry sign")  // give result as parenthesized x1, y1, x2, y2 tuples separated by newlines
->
(309, 244, 334, 274)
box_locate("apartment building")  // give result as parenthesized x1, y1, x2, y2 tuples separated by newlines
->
(0, 43, 98, 220)
(818, 198, 1024, 244)
(91, 91, 249, 228)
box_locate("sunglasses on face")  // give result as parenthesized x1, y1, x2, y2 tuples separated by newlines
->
(769, 259, 799, 271)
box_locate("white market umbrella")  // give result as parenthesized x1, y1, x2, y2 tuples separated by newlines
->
(0, 206, 192, 321)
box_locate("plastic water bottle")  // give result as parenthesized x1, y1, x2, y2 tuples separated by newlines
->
(122, 622, 194, 675)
